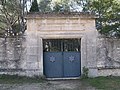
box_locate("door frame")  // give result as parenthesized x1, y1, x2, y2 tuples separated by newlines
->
(42, 38, 81, 79)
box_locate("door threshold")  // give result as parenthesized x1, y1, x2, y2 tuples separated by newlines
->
(46, 77, 80, 80)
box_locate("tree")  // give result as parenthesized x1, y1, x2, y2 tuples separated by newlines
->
(38, 0, 52, 12)
(0, 0, 20, 36)
(0, 0, 26, 37)
(53, 0, 70, 12)
(38, 0, 78, 12)
(29, 0, 39, 12)
(85, 0, 120, 37)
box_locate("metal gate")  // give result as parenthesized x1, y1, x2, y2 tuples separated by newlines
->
(43, 39, 81, 78)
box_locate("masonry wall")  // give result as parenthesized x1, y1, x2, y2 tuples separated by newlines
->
(96, 37, 120, 76)
(0, 37, 27, 75)
(26, 15, 98, 77)
(0, 36, 120, 77)
(26, 15, 120, 77)
(0, 14, 120, 77)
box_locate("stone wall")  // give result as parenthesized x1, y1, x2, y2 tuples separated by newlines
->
(96, 37, 120, 76)
(0, 13, 120, 77)
(0, 36, 27, 76)
(0, 36, 42, 77)
(0, 34, 120, 77)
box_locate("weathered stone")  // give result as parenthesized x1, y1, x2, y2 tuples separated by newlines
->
(0, 13, 120, 77)
(26, 13, 98, 77)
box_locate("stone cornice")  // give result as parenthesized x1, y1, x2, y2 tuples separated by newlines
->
(26, 12, 97, 19)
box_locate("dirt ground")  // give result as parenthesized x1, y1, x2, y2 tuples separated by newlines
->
(0, 80, 96, 90)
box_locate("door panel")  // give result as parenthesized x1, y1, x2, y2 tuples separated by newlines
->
(63, 52, 81, 77)
(44, 52, 63, 78)
(43, 39, 81, 78)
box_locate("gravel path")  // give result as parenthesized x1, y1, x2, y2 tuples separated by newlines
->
(0, 80, 96, 90)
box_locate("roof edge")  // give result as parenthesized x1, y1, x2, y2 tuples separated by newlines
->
(26, 12, 97, 19)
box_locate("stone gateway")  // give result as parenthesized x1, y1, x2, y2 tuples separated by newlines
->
(26, 12, 98, 78)
(1, 12, 120, 78)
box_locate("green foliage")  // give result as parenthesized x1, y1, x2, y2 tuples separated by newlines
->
(86, 0, 120, 37)
(38, 0, 76, 12)
(38, 0, 52, 12)
(0, 0, 25, 37)
(0, 74, 44, 84)
(82, 66, 89, 78)
(53, 2, 63, 12)
(82, 76, 120, 89)
(29, 0, 39, 12)
(53, 0, 70, 12)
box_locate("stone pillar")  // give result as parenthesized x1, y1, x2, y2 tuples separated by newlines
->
(37, 37, 43, 75)
(86, 30, 98, 77)
(25, 19, 43, 76)
(81, 35, 87, 74)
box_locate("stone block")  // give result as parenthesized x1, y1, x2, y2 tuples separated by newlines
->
(88, 68, 98, 77)
(26, 55, 38, 62)
(27, 47, 38, 55)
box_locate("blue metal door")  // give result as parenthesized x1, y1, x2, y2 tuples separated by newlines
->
(44, 52, 63, 78)
(43, 39, 81, 78)
(63, 52, 80, 77)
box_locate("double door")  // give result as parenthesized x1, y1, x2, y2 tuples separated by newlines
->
(43, 39, 81, 78)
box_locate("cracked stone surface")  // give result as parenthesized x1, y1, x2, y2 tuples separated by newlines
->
(0, 80, 96, 90)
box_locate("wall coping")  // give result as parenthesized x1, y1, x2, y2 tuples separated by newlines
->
(26, 12, 97, 19)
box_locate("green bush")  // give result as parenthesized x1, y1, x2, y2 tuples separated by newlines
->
(82, 66, 89, 78)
